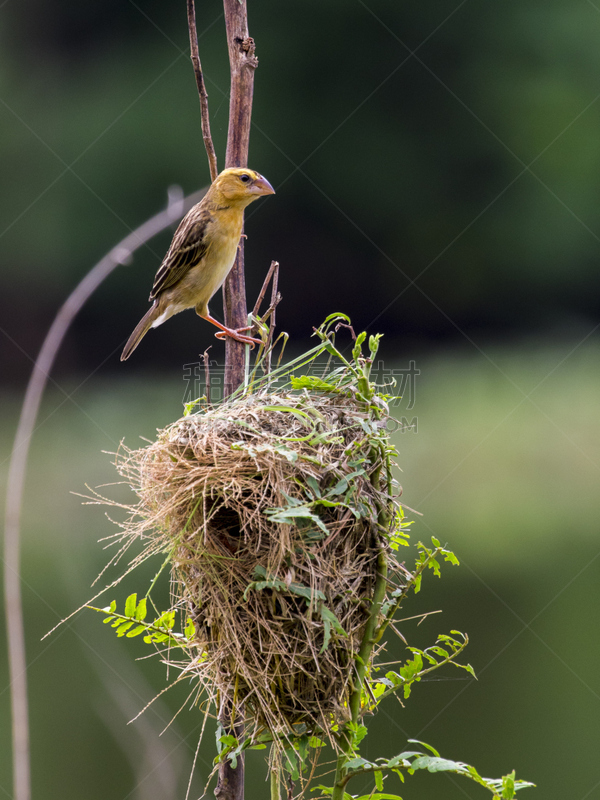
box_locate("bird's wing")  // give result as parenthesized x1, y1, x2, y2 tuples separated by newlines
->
(149, 208, 213, 299)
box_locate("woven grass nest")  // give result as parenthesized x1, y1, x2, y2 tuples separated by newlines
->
(116, 377, 399, 739)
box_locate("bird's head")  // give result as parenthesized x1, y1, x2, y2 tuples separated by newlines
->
(211, 168, 275, 207)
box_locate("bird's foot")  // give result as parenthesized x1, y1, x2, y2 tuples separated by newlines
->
(214, 325, 262, 347)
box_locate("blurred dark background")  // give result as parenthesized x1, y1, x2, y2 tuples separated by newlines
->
(1, 1, 600, 798)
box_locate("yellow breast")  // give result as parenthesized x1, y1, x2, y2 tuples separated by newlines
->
(165, 208, 243, 316)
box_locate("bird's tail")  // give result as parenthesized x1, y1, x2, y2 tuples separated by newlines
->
(121, 302, 161, 361)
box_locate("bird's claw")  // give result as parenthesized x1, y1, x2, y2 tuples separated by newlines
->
(214, 327, 262, 348)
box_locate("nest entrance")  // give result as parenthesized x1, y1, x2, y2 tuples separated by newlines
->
(119, 387, 393, 739)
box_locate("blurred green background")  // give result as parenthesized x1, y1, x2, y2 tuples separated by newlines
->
(1, 0, 600, 798)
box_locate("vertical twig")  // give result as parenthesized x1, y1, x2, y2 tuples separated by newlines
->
(270, 764, 281, 800)
(202, 347, 212, 405)
(215, 703, 245, 800)
(187, 0, 219, 182)
(214, 3, 258, 798)
(187, 2, 258, 795)
(222, 0, 258, 398)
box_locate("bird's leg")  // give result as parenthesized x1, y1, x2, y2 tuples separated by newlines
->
(200, 311, 262, 347)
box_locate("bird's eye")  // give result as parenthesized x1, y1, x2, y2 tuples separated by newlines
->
(239, 174, 251, 183)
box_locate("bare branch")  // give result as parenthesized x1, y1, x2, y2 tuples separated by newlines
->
(252, 260, 279, 319)
(217, 3, 260, 794)
(222, 0, 258, 399)
(214, 701, 245, 800)
(187, 0, 219, 181)
(266, 261, 280, 368)
(202, 346, 212, 406)
(251, 261, 281, 373)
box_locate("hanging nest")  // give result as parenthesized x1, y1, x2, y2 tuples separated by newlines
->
(82, 319, 528, 800)
(114, 376, 401, 740)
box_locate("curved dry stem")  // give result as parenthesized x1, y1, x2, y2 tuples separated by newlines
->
(3, 185, 207, 800)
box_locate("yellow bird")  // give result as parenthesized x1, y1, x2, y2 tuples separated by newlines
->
(121, 167, 275, 361)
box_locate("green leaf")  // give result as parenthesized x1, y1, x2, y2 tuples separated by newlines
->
(326, 468, 366, 498)
(354, 794, 401, 800)
(410, 756, 463, 773)
(245, 569, 325, 607)
(322, 312, 351, 325)
(387, 751, 423, 767)
(345, 757, 371, 771)
(155, 610, 176, 630)
(184, 398, 203, 416)
(313, 497, 341, 510)
(368, 333, 383, 359)
(329, 477, 348, 495)
(400, 652, 423, 681)
(407, 740, 440, 758)
(502, 770, 516, 800)
(308, 736, 326, 748)
(349, 722, 368, 746)
(125, 624, 147, 638)
(265, 505, 329, 534)
(429, 646, 449, 659)
(305, 475, 322, 497)
(319, 605, 346, 652)
(294, 584, 323, 602)
(135, 597, 147, 621)
(116, 621, 134, 637)
(184, 617, 195, 640)
(290, 375, 339, 393)
(313, 786, 354, 800)
(374, 770, 384, 791)
(283, 747, 300, 781)
(218, 734, 238, 749)
(275, 444, 298, 462)
(352, 331, 367, 362)
(124, 593, 137, 618)
(320, 619, 332, 653)
(263, 405, 313, 422)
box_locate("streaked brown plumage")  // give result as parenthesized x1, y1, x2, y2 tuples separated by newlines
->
(121, 167, 275, 361)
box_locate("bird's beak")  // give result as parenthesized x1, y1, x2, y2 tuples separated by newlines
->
(250, 175, 275, 196)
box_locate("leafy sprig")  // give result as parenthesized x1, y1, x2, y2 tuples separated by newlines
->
(316, 739, 534, 799)
(88, 593, 195, 648)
